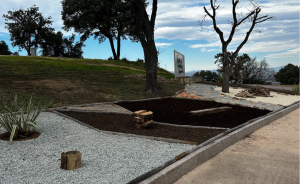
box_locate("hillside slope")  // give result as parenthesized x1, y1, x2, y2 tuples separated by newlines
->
(0, 56, 184, 111)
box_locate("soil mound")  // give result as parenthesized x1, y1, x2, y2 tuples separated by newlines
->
(235, 86, 271, 98)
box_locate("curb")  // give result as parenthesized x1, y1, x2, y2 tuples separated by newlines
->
(134, 101, 300, 184)
(53, 108, 133, 115)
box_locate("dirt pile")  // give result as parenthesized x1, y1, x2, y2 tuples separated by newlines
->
(235, 86, 271, 98)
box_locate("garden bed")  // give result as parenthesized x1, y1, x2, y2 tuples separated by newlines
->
(57, 111, 224, 145)
(115, 98, 271, 128)
(56, 98, 271, 145)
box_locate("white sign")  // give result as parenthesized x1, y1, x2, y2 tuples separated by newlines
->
(30, 48, 37, 56)
(174, 50, 185, 77)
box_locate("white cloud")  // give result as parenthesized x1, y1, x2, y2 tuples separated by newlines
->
(237, 40, 298, 53)
(190, 42, 221, 48)
(155, 42, 173, 47)
(200, 48, 217, 52)
(264, 48, 300, 58)
(155, 26, 219, 40)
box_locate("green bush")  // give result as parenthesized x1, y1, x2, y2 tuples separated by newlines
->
(108, 56, 114, 60)
(0, 94, 45, 144)
(121, 57, 129, 61)
(136, 58, 144, 63)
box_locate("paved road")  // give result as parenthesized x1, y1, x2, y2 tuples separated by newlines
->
(247, 84, 294, 92)
(174, 108, 299, 184)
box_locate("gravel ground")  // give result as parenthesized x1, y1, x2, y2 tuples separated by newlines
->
(186, 84, 285, 111)
(0, 112, 194, 184)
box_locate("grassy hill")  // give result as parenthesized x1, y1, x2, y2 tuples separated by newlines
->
(0, 55, 184, 111)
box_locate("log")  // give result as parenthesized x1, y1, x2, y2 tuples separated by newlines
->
(189, 107, 232, 116)
(61, 151, 82, 170)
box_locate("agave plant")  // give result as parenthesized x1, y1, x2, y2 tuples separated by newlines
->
(291, 83, 300, 95)
(0, 94, 45, 144)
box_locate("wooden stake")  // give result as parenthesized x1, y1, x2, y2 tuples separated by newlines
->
(61, 151, 82, 170)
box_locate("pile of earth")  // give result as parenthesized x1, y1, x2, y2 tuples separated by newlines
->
(234, 86, 271, 98)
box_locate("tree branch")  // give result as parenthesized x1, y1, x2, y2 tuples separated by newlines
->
(204, 0, 225, 44)
(225, 0, 239, 45)
(203, 7, 213, 19)
(236, 9, 257, 26)
(150, 0, 157, 31)
(255, 16, 273, 24)
(233, 9, 259, 56)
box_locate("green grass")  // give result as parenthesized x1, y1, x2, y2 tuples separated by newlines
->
(0, 56, 184, 113)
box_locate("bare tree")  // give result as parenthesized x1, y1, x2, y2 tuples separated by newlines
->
(199, 0, 275, 93)
(243, 57, 276, 84)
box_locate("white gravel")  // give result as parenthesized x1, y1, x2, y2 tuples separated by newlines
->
(0, 112, 194, 184)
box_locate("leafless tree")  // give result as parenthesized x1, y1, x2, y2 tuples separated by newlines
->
(199, 0, 276, 93)
(242, 57, 276, 84)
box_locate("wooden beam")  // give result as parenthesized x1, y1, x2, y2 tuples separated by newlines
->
(134, 110, 147, 116)
(189, 107, 232, 116)
(139, 111, 153, 119)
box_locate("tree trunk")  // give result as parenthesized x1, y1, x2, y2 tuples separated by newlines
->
(221, 47, 230, 93)
(143, 41, 162, 94)
(108, 36, 117, 60)
(117, 33, 121, 60)
(26, 49, 31, 56)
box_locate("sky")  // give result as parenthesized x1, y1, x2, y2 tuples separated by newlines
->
(0, 0, 299, 73)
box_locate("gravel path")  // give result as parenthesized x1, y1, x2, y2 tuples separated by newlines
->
(186, 84, 285, 111)
(0, 112, 194, 184)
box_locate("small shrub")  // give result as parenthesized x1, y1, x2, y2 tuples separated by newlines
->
(291, 83, 300, 95)
(136, 58, 144, 63)
(12, 52, 19, 56)
(121, 57, 129, 61)
(0, 94, 45, 144)
(108, 56, 114, 60)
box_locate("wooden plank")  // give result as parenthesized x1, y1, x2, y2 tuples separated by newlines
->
(134, 110, 147, 116)
(139, 111, 153, 119)
(189, 107, 232, 116)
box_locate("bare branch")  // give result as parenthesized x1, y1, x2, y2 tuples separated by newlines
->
(236, 9, 257, 26)
(225, 0, 239, 45)
(233, 8, 260, 57)
(203, 7, 213, 19)
(256, 15, 268, 21)
(203, 0, 226, 44)
(255, 16, 274, 24)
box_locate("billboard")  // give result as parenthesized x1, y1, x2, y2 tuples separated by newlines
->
(174, 50, 185, 77)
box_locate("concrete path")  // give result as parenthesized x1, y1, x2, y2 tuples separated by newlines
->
(174, 108, 299, 184)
